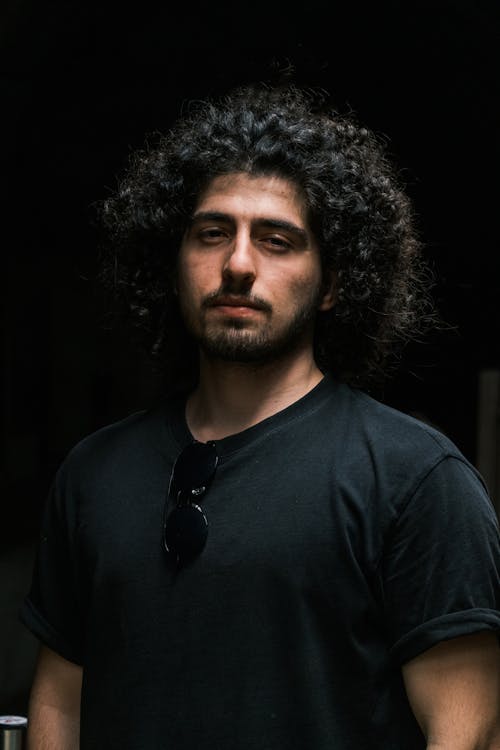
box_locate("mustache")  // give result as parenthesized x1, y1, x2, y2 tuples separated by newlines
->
(202, 288, 272, 313)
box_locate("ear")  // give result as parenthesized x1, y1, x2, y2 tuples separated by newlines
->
(317, 271, 337, 312)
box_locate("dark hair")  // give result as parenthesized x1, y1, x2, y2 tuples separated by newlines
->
(97, 82, 435, 391)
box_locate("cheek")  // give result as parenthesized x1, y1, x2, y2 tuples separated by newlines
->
(175, 263, 198, 319)
(177, 258, 201, 300)
(178, 254, 220, 294)
(273, 265, 322, 304)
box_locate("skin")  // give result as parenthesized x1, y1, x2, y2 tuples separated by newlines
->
(176, 171, 336, 442)
(402, 632, 500, 750)
(26, 171, 500, 749)
(27, 645, 82, 749)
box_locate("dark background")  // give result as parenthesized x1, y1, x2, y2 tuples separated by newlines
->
(1, 0, 499, 715)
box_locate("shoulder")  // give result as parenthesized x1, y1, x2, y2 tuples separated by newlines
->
(318, 379, 490, 506)
(67, 408, 152, 460)
(56, 395, 179, 485)
(338, 382, 470, 462)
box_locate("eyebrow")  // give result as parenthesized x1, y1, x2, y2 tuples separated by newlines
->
(189, 211, 310, 244)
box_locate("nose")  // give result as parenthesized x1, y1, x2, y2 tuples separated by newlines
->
(222, 231, 256, 288)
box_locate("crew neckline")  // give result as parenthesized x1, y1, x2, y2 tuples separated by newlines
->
(165, 373, 340, 458)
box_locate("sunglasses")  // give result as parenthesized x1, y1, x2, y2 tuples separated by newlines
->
(163, 440, 219, 564)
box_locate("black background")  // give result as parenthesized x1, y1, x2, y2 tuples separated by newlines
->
(1, 0, 499, 713)
(3, 0, 500, 532)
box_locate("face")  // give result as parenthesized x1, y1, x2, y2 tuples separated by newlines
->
(176, 172, 335, 364)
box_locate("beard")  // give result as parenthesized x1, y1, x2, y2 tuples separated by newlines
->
(184, 284, 323, 365)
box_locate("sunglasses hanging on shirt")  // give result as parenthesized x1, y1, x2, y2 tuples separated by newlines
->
(163, 440, 219, 565)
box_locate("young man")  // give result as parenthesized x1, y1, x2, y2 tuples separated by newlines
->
(21, 84, 500, 749)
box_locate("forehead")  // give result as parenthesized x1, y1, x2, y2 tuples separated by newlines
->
(195, 172, 309, 224)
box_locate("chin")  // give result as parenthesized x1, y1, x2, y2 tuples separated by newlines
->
(200, 329, 308, 365)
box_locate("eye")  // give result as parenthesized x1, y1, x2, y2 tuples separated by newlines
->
(198, 227, 228, 243)
(262, 235, 293, 252)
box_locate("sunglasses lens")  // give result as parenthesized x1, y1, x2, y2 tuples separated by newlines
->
(172, 441, 218, 493)
(164, 441, 218, 563)
(164, 504, 208, 561)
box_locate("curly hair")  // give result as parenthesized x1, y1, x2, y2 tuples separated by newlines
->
(97, 82, 435, 391)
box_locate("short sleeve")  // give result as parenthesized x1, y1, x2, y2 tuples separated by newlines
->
(382, 456, 500, 664)
(19, 465, 84, 665)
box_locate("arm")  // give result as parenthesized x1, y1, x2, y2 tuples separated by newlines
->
(402, 631, 500, 750)
(27, 644, 83, 750)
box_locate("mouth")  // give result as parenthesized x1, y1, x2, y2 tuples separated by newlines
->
(205, 295, 269, 313)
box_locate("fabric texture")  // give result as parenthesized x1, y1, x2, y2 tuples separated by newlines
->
(20, 376, 500, 749)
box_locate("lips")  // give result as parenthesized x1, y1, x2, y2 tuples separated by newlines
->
(205, 295, 268, 311)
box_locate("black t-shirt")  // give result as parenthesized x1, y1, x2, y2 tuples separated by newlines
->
(20, 376, 500, 749)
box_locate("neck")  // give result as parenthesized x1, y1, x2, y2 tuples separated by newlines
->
(185, 349, 325, 442)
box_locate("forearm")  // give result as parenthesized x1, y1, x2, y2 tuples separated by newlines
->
(27, 700, 80, 750)
(422, 724, 499, 748)
(426, 745, 497, 750)
(404, 633, 500, 750)
(426, 727, 500, 750)
(27, 645, 82, 750)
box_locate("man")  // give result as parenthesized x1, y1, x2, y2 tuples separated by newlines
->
(21, 83, 500, 749)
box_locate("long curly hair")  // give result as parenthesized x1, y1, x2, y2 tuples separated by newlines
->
(97, 82, 435, 392)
